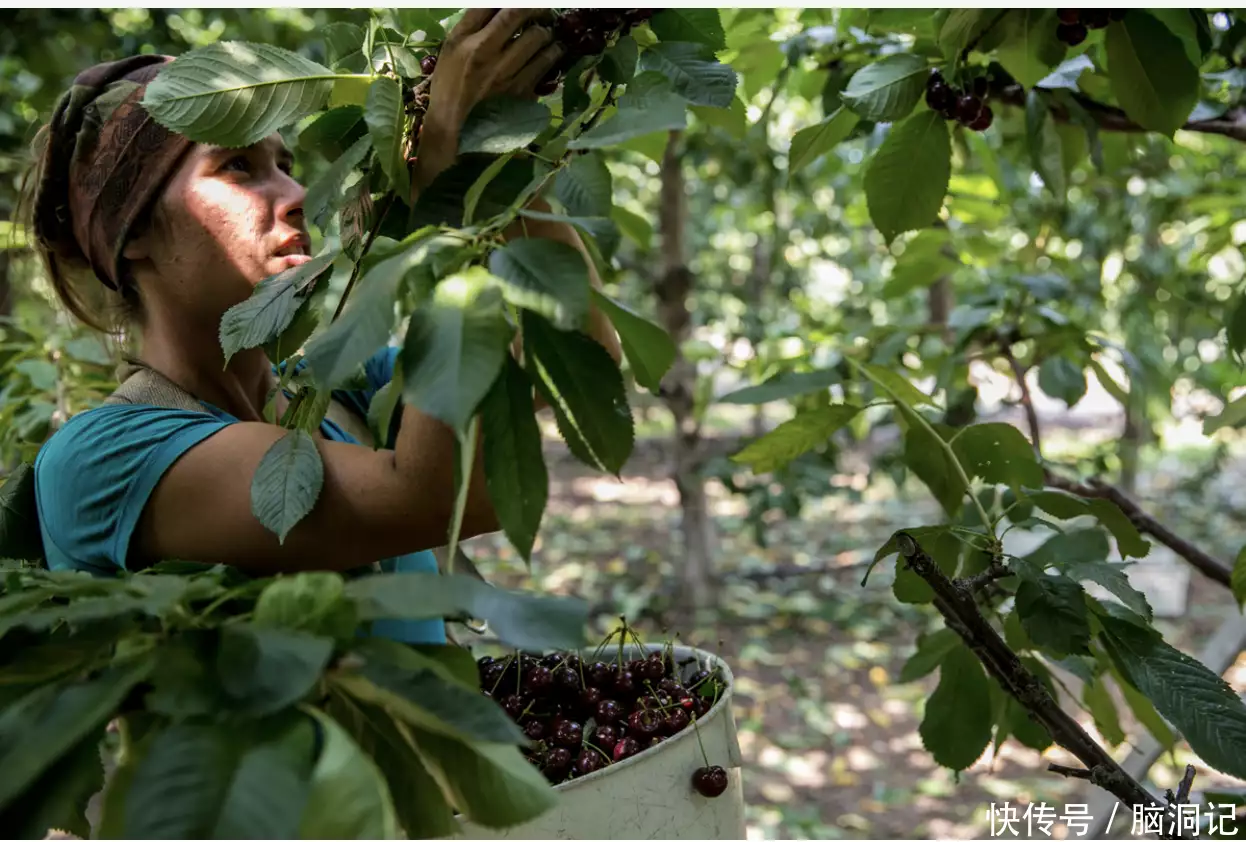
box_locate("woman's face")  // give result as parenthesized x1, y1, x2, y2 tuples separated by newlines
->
(124, 132, 309, 317)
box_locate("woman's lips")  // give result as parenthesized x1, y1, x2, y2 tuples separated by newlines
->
(276, 253, 312, 270)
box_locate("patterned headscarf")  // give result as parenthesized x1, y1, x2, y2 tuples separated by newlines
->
(37, 54, 193, 290)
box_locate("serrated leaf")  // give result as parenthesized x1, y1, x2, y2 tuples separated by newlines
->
(898, 628, 963, 683)
(1038, 356, 1087, 406)
(553, 153, 613, 219)
(951, 422, 1043, 489)
(1232, 545, 1246, 610)
(305, 134, 372, 231)
(1082, 673, 1126, 746)
(865, 111, 951, 243)
(1067, 560, 1153, 620)
(717, 367, 841, 406)
(731, 404, 861, 474)
(862, 362, 938, 409)
(789, 107, 859, 175)
(919, 645, 993, 771)
(1026, 91, 1066, 197)
(568, 76, 687, 149)
(590, 290, 675, 392)
(122, 724, 237, 839)
(0, 657, 153, 813)
(523, 311, 633, 475)
(263, 286, 324, 365)
(219, 252, 338, 363)
(365, 76, 410, 197)
(1028, 528, 1111, 569)
(995, 9, 1067, 89)
(302, 264, 401, 391)
(250, 429, 325, 543)
(299, 106, 368, 161)
(459, 96, 551, 154)
(142, 42, 337, 147)
(901, 409, 967, 519)
(300, 707, 400, 839)
(480, 357, 547, 562)
(938, 10, 995, 59)
(253, 572, 356, 639)
(649, 8, 726, 50)
(638, 42, 737, 108)
(1100, 615, 1246, 780)
(344, 572, 587, 651)
(1106, 14, 1199, 137)
(406, 728, 557, 829)
(217, 625, 333, 717)
(0, 463, 43, 561)
(841, 54, 929, 122)
(212, 714, 316, 840)
(325, 22, 365, 69)
(401, 267, 512, 432)
(1015, 568, 1091, 657)
(884, 229, 957, 299)
(601, 35, 639, 84)
(488, 239, 592, 331)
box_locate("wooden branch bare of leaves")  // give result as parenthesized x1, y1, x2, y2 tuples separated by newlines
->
(998, 338, 1043, 458)
(1042, 470, 1235, 589)
(991, 81, 1246, 144)
(893, 532, 1176, 832)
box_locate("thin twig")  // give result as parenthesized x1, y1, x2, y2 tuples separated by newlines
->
(999, 341, 1042, 459)
(331, 193, 396, 323)
(1042, 470, 1234, 589)
(895, 532, 1174, 834)
(963, 560, 1013, 593)
(1049, 763, 1094, 780)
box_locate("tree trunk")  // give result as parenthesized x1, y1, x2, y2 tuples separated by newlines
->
(0, 251, 11, 320)
(655, 130, 717, 611)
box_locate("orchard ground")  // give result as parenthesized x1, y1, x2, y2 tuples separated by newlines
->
(468, 382, 1246, 841)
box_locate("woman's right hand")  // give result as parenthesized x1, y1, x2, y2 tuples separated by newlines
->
(413, 9, 565, 193)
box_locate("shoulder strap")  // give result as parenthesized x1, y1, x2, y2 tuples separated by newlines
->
(104, 362, 207, 414)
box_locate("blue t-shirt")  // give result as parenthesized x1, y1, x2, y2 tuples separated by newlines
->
(33, 346, 444, 644)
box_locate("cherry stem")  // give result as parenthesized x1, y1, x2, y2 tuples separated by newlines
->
(690, 711, 711, 768)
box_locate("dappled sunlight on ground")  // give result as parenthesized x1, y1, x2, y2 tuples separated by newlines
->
(468, 433, 1246, 839)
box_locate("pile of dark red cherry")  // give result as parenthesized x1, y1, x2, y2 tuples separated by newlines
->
(477, 645, 729, 797)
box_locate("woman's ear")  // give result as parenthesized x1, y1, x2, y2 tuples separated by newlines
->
(122, 230, 150, 262)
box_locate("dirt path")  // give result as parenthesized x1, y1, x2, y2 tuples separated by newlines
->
(468, 437, 1246, 839)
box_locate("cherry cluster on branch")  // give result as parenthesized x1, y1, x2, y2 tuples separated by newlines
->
(926, 70, 994, 131)
(1056, 8, 1128, 45)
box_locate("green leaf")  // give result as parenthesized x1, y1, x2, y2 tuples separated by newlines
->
(365, 76, 410, 197)
(406, 728, 557, 828)
(1028, 528, 1111, 569)
(1037, 54, 1095, 90)
(898, 628, 963, 683)
(601, 35, 639, 84)
(901, 410, 967, 519)
(142, 42, 336, 147)
(1088, 357, 1130, 405)
(892, 528, 961, 604)
(717, 368, 840, 405)
(339, 664, 525, 744)
(1, 731, 104, 840)
(568, 76, 687, 149)
(480, 357, 547, 562)
(865, 111, 951, 243)
(611, 205, 653, 250)
(1106, 13, 1199, 137)
(305, 135, 372, 231)
(731, 404, 861, 474)
(250, 429, 325, 543)
(122, 724, 237, 839)
(1100, 615, 1246, 780)
(0, 463, 43, 561)
(1228, 293, 1246, 356)
(325, 22, 365, 69)
(1108, 658, 1177, 750)
(0, 657, 153, 813)
(690, 98, 748, 139)
(1014, 568, 1091, 657)
(1082, 672, 1126, 746)
(590, 290, 675, 392)
(324, 693, 458, 839)
(938, 10, 996, 59)
(648, 8, 726, 50)
(401, 267, 512, 432)
(299, 106, 367, 161)
(862, 362, 938, 409)
(553, 152, 613, 219)
(1145, 9, 1204, 70)
(302, 268, 400, 391)
(1027, 491, 1150, 559)
(1038, 356, 1087, 407)
(1026, 91, 1066, 198)
(344, 572, 587, 651)
(840, 54, 929, 122)
(1067, 560, 1153, 621)
(523, 312, 633, 475)
(410, 155, 535, 229)
(788, 107, 859, 175)
(995, 9, 1067, 89)
(638, 42, 738, 108)
(213, 714, 316, 840)
(367, 360, 404, 449)
(884, 229, 957, 298)
(219, 252, 338, 363)
(217, 625, 333, 717)
(459, 97, 551, 154)
(488, 239, 592, 331)
(253, 572, 356, 639)
(951, 423, 1042, 489)
(263, 286, 324, 365)
(918, 645, 993, 771)
(1233, 545, 1246, 610)
(299, 706, 401, 839)
(1205, 394, 1246, 435)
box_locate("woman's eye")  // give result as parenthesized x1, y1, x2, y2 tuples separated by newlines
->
(223, 155, 250, 173)
(278, 160, 294, 176)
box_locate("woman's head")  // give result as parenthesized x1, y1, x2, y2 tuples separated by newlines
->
(23, 54, 309, 335)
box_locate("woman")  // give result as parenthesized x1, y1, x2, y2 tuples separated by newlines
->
(24, 9, 621, 645)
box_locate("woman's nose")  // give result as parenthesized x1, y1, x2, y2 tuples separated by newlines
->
(276, 172, 306, 225)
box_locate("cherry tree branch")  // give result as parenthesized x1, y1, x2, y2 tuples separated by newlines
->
(999, 341, 1042, 459)
(1042, 470, 1235, 589)
(894, 532, 1176, 832)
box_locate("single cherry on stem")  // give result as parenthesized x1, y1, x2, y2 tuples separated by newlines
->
(692, 766, 729, 798)
(613, 736, 640, 762)
(420, 54, 437, 75)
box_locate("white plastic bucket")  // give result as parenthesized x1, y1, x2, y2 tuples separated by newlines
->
(457, 644, 746, 840)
